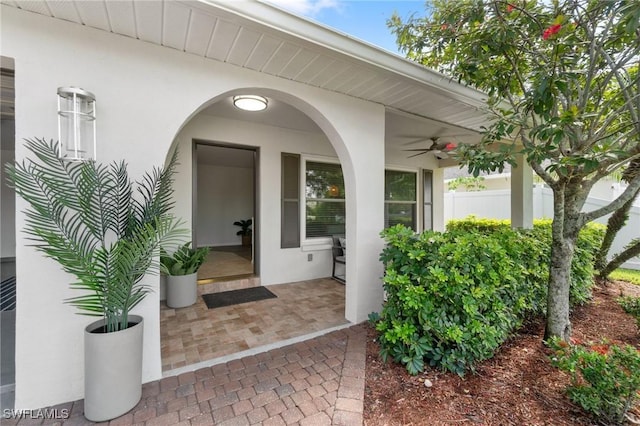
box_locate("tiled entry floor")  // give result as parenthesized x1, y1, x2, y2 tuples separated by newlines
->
(161, 279, 347, 372)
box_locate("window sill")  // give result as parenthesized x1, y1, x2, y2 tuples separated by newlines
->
(301, 238, 332, 251)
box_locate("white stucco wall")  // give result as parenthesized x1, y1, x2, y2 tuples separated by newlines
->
(2, 5, 388, 409)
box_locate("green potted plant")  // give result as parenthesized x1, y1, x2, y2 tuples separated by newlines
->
(6, 138, 186, 422)
(234, 218, 253, 246)
(160, 242, 209, 308)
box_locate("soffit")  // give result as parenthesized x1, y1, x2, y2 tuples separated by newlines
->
(0, 0, 489, 136)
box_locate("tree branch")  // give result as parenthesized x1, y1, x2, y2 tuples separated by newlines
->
(581, 173, 640, 225)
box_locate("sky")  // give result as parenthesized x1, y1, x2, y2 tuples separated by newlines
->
(265, 0, 428, 54)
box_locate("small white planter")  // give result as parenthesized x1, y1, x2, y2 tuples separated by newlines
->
(166, 272, 198, 308)
(84, 315, 143, 422)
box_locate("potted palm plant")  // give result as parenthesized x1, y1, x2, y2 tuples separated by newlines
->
(160, 242, 209, 308)
(6, 138, 186, 422)
(234, 218, 253, 246)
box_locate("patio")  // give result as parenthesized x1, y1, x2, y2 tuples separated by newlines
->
(161, 278, 348, 373)
(4, 323, 366, 425)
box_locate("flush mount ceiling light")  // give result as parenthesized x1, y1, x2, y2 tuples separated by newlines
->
(233, 95, 268, 111)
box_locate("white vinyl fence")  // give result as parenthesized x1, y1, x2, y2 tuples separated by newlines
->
(444, 185, 640, 270)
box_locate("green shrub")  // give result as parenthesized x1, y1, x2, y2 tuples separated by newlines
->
(548, 338, 640, 425)
(378, 225, 547, 376)
(376, 219, 603, 376)
(446, 216, 512, 233)
(447, 217, 604, 305)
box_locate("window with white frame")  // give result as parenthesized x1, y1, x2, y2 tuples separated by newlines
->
(305, 160, 345, 238)
(384, 169, 417, 231)
(282, 156, 428, 241)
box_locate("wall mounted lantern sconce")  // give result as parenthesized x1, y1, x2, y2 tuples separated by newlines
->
(233, 95, 268, 112)
(57, 87, 96, 161)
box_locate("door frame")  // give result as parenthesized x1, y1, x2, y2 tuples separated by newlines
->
(192, 139, 259, 277)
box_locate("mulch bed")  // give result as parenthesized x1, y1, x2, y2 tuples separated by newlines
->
(364, 280, 640, 426)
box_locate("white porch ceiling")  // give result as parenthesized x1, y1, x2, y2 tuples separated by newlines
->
(1, 0, 488, 156)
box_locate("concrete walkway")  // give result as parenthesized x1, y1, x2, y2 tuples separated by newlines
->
(3, 324, 367, 426)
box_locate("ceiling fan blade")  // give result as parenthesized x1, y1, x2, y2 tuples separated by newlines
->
(398, 133, 472, 141)
(401, 138, 433, 147)
(404, 137, 440, 150)
(397, 134, 431, 139)
(403, 135, 460, 158)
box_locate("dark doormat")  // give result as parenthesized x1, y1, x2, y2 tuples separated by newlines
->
(202, 286, 277, 309)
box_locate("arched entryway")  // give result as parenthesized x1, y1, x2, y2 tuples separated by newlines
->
(159, 90, 353, 373)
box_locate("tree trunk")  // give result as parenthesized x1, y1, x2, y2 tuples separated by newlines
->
(594, 197, 634, 273)
(600, 239, 640, 278)
(544, 231, 577, 340)
(544, 187, 581, 341)
(597, 160, 640, 278)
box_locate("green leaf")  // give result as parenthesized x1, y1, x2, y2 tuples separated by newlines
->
(7, 138, 188, 332)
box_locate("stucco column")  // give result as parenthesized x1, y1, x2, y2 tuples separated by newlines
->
(344, 170, 385, 323)
(511, 154, 533, 229)
(339, 112, 386, 324)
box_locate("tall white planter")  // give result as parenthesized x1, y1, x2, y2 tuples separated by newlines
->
(84, 315, 143, 422)
(166, 272, 198, 308)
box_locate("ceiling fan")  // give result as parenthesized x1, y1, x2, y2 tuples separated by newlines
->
(404, 137, 458, 159)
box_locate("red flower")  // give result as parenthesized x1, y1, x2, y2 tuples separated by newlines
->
(543, 24, 562, 40)
(506, 4, 515, 13)
(445, 143, 457, 151)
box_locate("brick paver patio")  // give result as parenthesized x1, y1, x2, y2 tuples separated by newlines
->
(4, 324, 367, 426)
